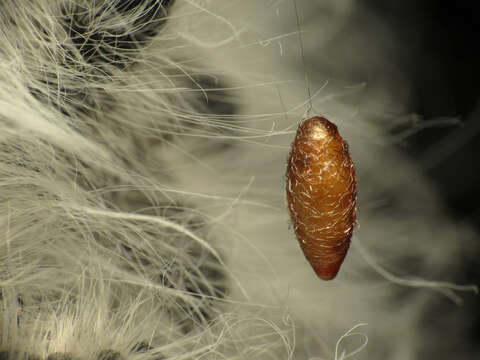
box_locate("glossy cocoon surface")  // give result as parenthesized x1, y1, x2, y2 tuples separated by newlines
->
(286, 116, 357, 280)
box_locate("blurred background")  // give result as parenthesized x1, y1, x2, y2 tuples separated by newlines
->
(368, 0, 480, 227)
(366, 0, 480, 357)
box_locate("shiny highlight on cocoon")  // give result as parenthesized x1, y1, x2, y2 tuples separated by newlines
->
(286, 116, 357, 280)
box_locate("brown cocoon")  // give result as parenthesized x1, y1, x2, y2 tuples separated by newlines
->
(286, 116, 357, 280)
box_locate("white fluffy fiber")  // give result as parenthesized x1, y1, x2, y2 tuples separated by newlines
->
(0, 0, 477, 359)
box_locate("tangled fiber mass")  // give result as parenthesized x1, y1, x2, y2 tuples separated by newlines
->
(0, 1, 477, 359)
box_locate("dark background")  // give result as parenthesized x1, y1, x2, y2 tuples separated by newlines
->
(367, 0, 480, 357)
(367, 0, 480, 227)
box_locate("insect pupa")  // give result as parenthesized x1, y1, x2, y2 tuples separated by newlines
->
(286, 116, 357, 280)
